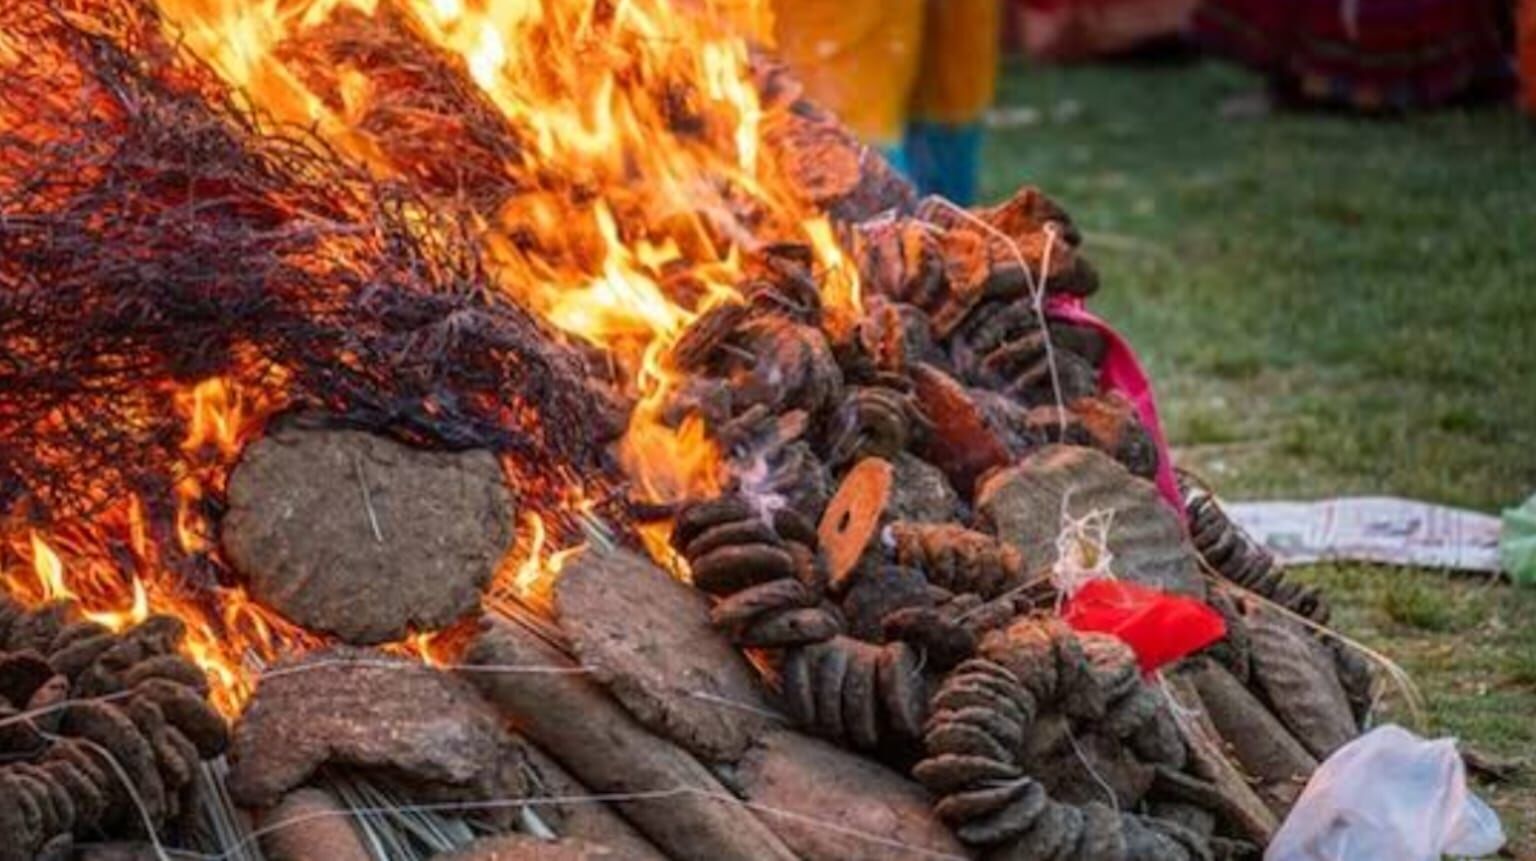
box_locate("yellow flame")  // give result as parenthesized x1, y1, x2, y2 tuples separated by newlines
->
(1, 0, 865, 720)
(407, 630, 443, 667)
(8, 377, 302, 714)
(511, 511, 549, 597)
(84, 577, 151, 631)
(804, 216, 861, 328)
(150, 0, 851, 509)
(29, 531, 72, 603)
(25, 530, 151, 630)
(178, 376, 265, 459)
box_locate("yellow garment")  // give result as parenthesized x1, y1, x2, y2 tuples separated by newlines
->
(772, 0, 926, 145)
(910, 0, 1003, 125)
(703, 0, 777, 42)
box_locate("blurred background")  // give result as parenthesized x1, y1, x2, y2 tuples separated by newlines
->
(773, 0, 1536, 846)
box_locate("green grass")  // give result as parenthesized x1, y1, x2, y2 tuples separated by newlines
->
(983, 59, 1536, 509)
(982, 59, 1536, 846)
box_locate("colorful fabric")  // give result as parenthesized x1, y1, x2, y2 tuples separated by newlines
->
(1062, 579, 1227, 673)
(909, 0, 1004, 124)
(1192, 0, 1513, 110)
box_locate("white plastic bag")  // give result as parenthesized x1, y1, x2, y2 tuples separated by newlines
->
(1266, 725, 1505, 861)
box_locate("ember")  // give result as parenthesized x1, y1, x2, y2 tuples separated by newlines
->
(1, 1, 1378, 859)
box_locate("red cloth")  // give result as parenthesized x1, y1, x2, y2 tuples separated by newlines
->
(1044, 294, 1184, 520)
(1062, 579, 1227, 673)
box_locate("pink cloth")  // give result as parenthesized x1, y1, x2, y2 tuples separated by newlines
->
(1045, 295, 1185, 522)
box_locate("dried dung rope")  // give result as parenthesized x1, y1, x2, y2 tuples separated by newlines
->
(914, 619, 1216, 860)
(0, 597, 227, 861)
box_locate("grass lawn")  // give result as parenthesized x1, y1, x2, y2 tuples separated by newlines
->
(981, 59, 1536, 847)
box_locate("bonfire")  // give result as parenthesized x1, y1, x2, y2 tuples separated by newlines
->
(0, 2, 1377, 859)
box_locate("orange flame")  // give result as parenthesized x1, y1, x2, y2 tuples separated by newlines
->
(178, 377, 252, 459)
(1, 376, 309, 714)
(1, 0, 866, 716)
(487, 510, 589, 612)
(153, 0, 858, 509)
(28, 531, 71, 603)
(511, 511, 549, 598)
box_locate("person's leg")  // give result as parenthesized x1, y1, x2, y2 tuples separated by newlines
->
(904, 0, 1002, 204)
(902, 121, 983, 204)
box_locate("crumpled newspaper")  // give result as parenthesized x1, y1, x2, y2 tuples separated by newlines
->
(1224, 496, 1502, 574)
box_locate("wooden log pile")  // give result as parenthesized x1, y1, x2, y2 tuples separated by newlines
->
(167, 178, 1376, 860)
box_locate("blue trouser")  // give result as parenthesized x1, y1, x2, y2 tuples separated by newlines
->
(882, 121, 984, 206)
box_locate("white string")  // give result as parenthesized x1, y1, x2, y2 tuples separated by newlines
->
(255, 658, 592, 681)
(1035, 223, 1066, 436)
(0, 689, 138, 730)
(112, 784, 973, 861)
(685, 690, 788, 721)
(350, 452, 384, 544)
(1050, 491, 1118, 607)
(262, 658, 792, 723)
(41, 729, 175, 861)
(1154, 671, 1203, 722)
(1064, 724, 1121, 814)
(948, 566, 1054, 624)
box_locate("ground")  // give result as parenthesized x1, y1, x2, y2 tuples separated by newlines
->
(982, 59, 1536, 848)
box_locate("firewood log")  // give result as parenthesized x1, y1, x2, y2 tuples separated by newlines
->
(259, 788, 371, 861)
(737, 729, 971, 861)
(437, 834, 620, 860)
(1244, 609, 1358, 760)
(462, 615, 799, 861)
(554, 549, 777, 763)
(1160, 676, 1279, 845)
(516, 743, 668, 860)
(1181, 659, 1315, 818)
